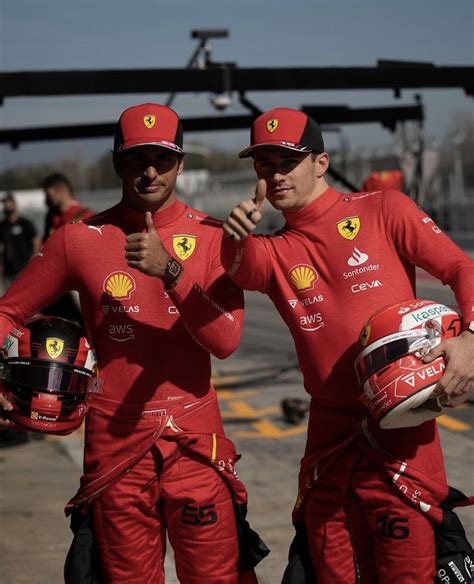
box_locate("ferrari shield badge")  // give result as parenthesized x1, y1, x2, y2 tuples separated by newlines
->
(46, 338, 64, 359)
(266, 119, 279, 133)
(173, 236, 197, 261)
(359, 325, 371, 347)
(337, 217, 361, 240)
(143, 115, 156, 129)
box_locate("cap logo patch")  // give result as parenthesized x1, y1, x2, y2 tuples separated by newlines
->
(266, 119, 279, 133)
(288, 264, 318, 293)
(103, 271, 136, 299)
(46, 338, 64, 359)
(337, 216, 361, 240)
(173, 235, 196, 261)
(143, 115, 156, 129)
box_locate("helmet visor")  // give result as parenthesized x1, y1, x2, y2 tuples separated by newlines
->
(355, 330, 433, 385)
(3, 359, 102, 394)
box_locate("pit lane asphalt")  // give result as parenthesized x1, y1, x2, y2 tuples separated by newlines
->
(0, 280, 472, 584)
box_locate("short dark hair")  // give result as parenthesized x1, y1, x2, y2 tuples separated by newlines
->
(2, 192, 15, 203)
(40, 173, 74, 192)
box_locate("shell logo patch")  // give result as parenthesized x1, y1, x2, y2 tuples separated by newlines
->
(103, 271, 136, 299)
(359, 325, 371, 347)
(288, 264, 318, 293)
(143, 115, 156, 129)
(46, 338, 64, 359)
(337, 216, 361, 240)
(266, 119, 279, 133)
(173, 235, 196, 261)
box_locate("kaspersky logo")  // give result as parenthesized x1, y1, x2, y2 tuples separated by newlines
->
(288, 264, 318, 294)
(103, 271, 136, 300)
(347, 247, 368, 266)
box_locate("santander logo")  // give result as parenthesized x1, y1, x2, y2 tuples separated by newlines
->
(347, 247, 369, 266)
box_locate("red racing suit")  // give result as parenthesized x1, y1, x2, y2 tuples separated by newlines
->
(42, 200, 96, 322)
(0, 198, 257, 583)
(222, 187, 474, 583)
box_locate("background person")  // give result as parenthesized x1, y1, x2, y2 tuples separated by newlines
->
(0, 192, 41, 446)
(40, 172, 95, 240)
(0, 192, 40, 291)
(0, 103, 266, 583)
(39, 172, 95, 323)
(221, 107, 474, 583)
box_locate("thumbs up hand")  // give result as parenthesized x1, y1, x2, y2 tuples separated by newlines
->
(223, 179, 267, 241)
(125, 211, 172, 277)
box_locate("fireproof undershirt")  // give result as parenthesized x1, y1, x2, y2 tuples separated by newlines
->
(222, 187, 474, 409)
(0, 198, 244, 403)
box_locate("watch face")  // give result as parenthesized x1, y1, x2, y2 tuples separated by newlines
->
(167, 259, 181, 279)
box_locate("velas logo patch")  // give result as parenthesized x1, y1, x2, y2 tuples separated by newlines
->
(46, 338, 64, 359)
(337, 217, 361, 240)
(103, 271, 136, 300)
(266, 119, 279, 133)
(288, 264, 318, 293)
(172, 235, 196, 261)
(143, 115, 156, 129)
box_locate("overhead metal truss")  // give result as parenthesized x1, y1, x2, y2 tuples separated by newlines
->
(0, 103, 423, 148)
(1, 62, 472, 100)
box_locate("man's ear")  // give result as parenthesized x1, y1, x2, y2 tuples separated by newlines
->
(315, 152, 329, 178)
(112, 152, 122, 177)
(177, 154, 185, 176)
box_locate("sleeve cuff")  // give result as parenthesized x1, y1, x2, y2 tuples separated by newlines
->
(166, 269, 195, 306)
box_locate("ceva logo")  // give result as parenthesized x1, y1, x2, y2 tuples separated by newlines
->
(351, 280, 383, 293)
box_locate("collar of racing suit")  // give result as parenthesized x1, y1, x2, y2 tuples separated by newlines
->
(282, 186, 341, 229)
(118, 197, 187, 231)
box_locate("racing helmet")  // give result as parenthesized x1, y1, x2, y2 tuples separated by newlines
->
(355, 299, 472, 429)
(0, 316, 101, 435)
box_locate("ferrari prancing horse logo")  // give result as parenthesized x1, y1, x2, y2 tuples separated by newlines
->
(143, 115, 156, 129)
(359, 325, 371, 347)
(266, 119, 279, 133)
(337, 216, 361, 240)
(173, 236, 197, 261)
(46, 338, 64, 359)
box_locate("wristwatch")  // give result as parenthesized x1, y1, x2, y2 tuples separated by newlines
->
(164, 257, 183, 289)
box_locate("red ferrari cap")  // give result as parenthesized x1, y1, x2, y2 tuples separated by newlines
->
(113, 103, 184, 154)
(239, 107, 324, 159)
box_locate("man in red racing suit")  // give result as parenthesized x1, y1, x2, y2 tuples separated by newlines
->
(0, 103, 267, 583)
(221, 108, 474, 583)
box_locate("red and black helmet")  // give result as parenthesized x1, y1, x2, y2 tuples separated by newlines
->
(355, 299, 471, 428)
(1, 316, 101, 435)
